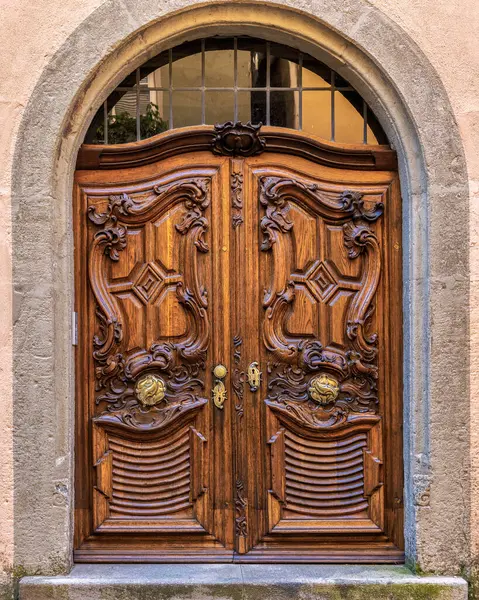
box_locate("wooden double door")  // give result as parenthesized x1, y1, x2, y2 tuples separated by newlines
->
(74, 124, 403, 562)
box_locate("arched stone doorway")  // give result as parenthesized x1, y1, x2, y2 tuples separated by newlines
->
(11, 1, 469, 574)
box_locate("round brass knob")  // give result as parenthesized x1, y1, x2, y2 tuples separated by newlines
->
(135, 374, 166, 407)
(213, 364, 227, 379)
(308, 373, 339, 405)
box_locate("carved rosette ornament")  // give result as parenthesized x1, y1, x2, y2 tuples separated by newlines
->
(88, 177, 211, 432)
(260, 176, 384, 429)
(212, 121, 266, 157)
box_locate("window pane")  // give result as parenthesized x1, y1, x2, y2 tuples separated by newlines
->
(144, 62, 170, 89)
(172, 43, 202, 87)
(111, 89, 137, 118)
(270, 91, 299, 129)
(205, 39, 234, 87)
(237, 91, 266, 124)
(302, 91, 331, 139)
(270, 58, 299, 89)
(85, 37, 387, 146)
(334, 73, 351, 89)
(205, 91, 234, 124)
(237, 39, 267, 88)
(302, 58, 331, 88)
(237, 50, 268, 88)
(365, 105, 380, 144)
(99, 91, 138, 144)
(334, 90, 364, 144)
(141, 96, 170, 139)
(172, 92, 202, 128)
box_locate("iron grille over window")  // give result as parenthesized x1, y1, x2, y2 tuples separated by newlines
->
(85, 37, 387, 145)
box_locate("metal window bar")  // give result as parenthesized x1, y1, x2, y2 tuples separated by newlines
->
(201, 39, 206, 125)
(135, 67, 141, 141)
(363, 100, 368, 145)
(103, 100, 108, 144)
(115, 85, 354, 92)
(169, 48, 173, 130)
(266, 41, 271, 126)
(100, 36, 372, 144)
(233, 37, 238, 122)
(121, 86, 352, 92)
(330, 70, 335, 142)
(298, 53, 303, 131)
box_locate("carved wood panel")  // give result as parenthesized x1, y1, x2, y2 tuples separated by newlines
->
(237, 157, 403, 562)
(74, 128, 402, 563)
(74, 158, 234, 561)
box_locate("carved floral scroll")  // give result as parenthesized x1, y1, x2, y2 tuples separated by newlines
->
(260, 176, 383, 429)
(87, 177, 211, 431)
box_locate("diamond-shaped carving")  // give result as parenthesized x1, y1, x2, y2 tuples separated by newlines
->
(307, 261, 339, 303)
(132, 264, 163, 304)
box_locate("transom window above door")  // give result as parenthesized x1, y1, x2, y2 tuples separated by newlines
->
(85, 37, 387, 145)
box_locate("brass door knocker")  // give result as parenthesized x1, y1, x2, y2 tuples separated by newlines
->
(135, 374, 166, 407)
(308, 373, 339, 405)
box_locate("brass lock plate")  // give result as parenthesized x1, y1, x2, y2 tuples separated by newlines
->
(247, 362, 261, 392)
(212, 364, 227, 409)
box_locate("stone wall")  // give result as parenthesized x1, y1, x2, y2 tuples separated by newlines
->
(0, 0, 478, 593)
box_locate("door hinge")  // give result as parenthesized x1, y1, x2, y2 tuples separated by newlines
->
(72, 311, 78, 346)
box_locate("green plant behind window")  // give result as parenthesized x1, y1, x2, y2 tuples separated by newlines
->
(95, 102, 168, 144)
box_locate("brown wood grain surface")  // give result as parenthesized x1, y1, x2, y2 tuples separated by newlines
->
(74, 125, 403, 562)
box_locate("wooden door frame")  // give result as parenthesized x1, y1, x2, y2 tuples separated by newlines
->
(76, 124, 397, 172)
(74, 123, 402, 562)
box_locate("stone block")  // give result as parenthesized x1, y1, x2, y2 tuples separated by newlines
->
(18, 565, 468, 600)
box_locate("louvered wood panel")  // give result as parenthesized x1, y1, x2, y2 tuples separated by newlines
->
(109, 427, 192, 518)
(283, 430, 368, 518)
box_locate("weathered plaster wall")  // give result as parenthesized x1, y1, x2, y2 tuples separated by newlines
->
(0, 0, 104, 583)
(366, 0, 479, 574)
(371, 0, 479, 573)
(0, 0, 478, 589)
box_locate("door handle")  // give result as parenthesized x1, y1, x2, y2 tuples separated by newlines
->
(212, 364, 228, 409)
(247, 362, 261, 392)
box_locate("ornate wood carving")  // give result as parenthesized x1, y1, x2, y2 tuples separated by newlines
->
(88, 177, 211, 432)
(231, 167, 244, 228)
(235, 479, 247, 538)
(75, 138, 403, 562)
(211, 121, 266, 157)
(107, 427, 192, 517)
(77, 126, 397, 171)
(252, 163, 404, 559)
(260, 176, 383, 430)
(232, 335, 245, 419)
(283, 429, 369, 517)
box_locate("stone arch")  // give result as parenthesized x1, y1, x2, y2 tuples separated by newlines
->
(11, 0, 469, 574)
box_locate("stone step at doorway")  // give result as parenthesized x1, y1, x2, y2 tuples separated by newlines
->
(19, 564, 467, 600)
